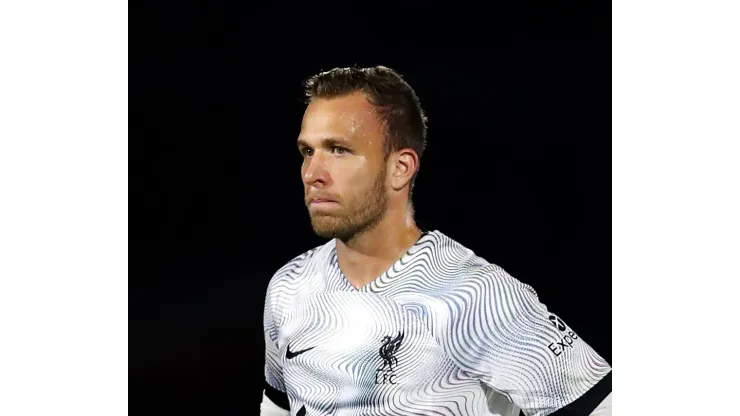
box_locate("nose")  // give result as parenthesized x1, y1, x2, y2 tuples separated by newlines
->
(302, 151, 330, 188)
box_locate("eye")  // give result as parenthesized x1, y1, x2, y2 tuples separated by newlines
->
(300, 147, 314, 157)
(332, 146, 349, 155)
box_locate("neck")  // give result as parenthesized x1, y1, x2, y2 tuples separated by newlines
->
(335, 203, 422, 289)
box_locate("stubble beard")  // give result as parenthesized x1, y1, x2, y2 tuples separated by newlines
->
(308, 168, 388, 242)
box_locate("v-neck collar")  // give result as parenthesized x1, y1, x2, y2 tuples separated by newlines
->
(329, 230, 434, 293)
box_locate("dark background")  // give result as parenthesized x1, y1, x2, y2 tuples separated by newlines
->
(131, 4, 611, 415)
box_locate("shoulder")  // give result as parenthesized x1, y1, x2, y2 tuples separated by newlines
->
(469, 263, 540, 299)
(429, 230, 541, 302)
(263, 239, 337, 328)
(449, 263, 541, 313)
(264, 239, 335, 299)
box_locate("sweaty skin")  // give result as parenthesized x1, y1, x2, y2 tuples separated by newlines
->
(297, 92, 421, 289)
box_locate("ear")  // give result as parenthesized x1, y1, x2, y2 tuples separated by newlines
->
(389, 148, 419, 192)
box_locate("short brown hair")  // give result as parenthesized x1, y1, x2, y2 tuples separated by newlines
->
(303, 65, 428, 189)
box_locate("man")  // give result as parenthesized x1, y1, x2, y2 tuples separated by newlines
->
(260, 66, 612, 416)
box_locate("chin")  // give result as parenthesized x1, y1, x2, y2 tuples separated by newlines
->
(310, 221, 345, 239)
(310, 216, 355, 240)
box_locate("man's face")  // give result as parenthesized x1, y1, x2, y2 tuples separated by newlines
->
(297, 92, 389, 240)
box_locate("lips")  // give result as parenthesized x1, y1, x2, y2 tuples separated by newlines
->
(307, 196, 340, 212)
(307, 195, 338, 204)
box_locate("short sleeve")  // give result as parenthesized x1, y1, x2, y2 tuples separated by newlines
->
(444, 266, 612, 416)
(263, 279, 286, 394)
(262, 249, 318, 411)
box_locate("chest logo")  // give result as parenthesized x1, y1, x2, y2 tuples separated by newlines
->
(376, 331, 404, 385)
(286, 344, 315, 360)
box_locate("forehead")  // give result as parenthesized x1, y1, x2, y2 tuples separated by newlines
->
(299, 92, 384, 143)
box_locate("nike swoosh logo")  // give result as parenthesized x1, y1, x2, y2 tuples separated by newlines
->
(286, 344, 315, 359)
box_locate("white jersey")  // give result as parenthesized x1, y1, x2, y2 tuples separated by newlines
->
(263, 230, 611, 416)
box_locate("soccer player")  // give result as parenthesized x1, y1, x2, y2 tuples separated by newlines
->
(260, 66, 612, 416)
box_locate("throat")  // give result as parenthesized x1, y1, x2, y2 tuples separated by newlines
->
(335, 226, 424, 290)
(339, 256, 391, 290)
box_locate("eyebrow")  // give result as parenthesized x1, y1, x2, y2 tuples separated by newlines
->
(297, 137, 353, 149)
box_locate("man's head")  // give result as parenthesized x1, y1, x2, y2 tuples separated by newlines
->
(297, 66, 428, 240)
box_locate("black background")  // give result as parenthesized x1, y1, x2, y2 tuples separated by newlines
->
(131, 4, 611, 415)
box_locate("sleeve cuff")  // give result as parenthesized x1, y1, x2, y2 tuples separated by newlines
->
(549, 370, 612, 416)
(264, 380, 290, 411)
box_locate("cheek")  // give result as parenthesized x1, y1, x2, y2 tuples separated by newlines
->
(337, 158, 371, 186)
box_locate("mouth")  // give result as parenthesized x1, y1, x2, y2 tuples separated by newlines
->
(307, 197, 340, 211)
(310, 198, 337, 204)
(309, 198, 338, 205)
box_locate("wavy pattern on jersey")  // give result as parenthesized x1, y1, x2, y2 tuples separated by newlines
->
(264, 231, 611, 416)
(364, 232, 611, 415)
(264, 245, 341, 393)
(277, 289, 491, 416)
(264, 249, 318, 392)
(365, 346, 483, 416)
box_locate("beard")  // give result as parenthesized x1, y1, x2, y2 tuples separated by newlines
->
(307, 167, 389, 242)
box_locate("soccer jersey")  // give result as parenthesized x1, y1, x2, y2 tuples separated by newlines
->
(263, 230, 611, 416)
